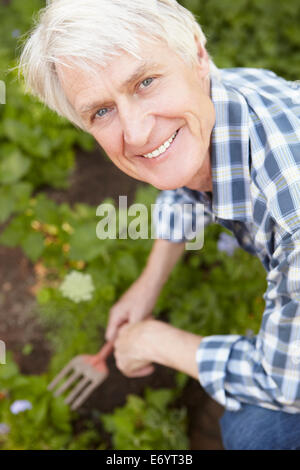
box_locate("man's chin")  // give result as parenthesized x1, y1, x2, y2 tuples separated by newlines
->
(138, 167, 203, 191)
(150, 174, 200, 191)
(149, 180, 183, 191)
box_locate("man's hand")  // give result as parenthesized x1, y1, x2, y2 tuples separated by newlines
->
(105, 239, 185, 342)
(113, 320, 156, 377)
(113, 319, 202, 380)
(105, 275, 160, 342)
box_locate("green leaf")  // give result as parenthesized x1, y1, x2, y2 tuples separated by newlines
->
(21, 231, 44, 261)
(29, 396, 49, 426)
(36, 288, 52, 305)
(174, 372, 189, 391)
(0, 185, 16, 222)
(0, 149, 31, 184)
(34, 195, 61, 225)
(13, 182, 33, 210)
(145, 388, 174, 411)
(0, 216, 27, 246)
(22, 343, 33, 356)
(50, 397, 72, 433)
(69, 222, 106, 262)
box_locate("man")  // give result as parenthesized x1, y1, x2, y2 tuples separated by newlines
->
(20, 0, 300, 450)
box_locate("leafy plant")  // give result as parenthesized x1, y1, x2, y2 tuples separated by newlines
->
(0, 0, 95, 223)
(0, 352, 104, 450)
(180, 0, 300, 79)
(154, 223, 266, 337)
(0, 185, 265, 372)
(101, 387, 189, 450)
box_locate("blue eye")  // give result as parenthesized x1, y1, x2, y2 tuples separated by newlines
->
(140, 77, 154, 89)
(96, 108, 109, 118)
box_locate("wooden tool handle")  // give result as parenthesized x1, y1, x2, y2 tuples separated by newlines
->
(94, 340, 114, 362)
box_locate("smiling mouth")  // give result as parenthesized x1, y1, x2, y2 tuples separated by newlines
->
(138, 129, 180, 159)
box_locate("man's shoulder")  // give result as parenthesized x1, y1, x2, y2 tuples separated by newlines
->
(220, 66, 277, 80)
(215, 66, 300, 139)
(217, 67, 300, 106)
(211, 67, 299, 113)
(219, 67, 295, 92)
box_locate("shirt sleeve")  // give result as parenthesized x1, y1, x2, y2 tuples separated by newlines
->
(152, 188, 213, 243)
(197, 158, 300, 412)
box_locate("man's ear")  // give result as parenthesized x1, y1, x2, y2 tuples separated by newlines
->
(194, 35, 210, 79)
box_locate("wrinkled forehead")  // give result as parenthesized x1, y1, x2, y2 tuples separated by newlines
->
(55, 54, 118, 84)
(55, 35, 189, 79)
(54, 51, 162, 121)
(55, 59, 110, 117)
(55, 51, 145, 95)
(55, 39, 180, 95)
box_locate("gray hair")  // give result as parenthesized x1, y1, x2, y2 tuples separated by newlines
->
(19, 0, 220, 130)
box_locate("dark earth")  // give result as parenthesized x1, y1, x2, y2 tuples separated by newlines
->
(0, 145, 225, 450)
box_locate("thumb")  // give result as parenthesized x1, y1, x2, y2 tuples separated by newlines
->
(127, 364, 155, 377)
(106, 317, 128, 342)
(129, 313, 155, 324)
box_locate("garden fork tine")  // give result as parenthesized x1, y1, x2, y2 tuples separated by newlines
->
(52, 370, 82, 397)
(67, 378, 105, 411)
(64, 376, 91, 405)
(47, 341, 114, 410)
(48, 360, 79, 391)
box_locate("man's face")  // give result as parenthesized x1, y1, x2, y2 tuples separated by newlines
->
(57, 40, 216, 191)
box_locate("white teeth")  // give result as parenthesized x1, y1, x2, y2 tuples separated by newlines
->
(143, 131, 178, 158)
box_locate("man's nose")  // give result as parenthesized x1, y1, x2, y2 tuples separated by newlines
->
(119, 101, 154, 150)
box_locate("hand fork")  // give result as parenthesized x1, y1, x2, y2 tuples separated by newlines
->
(47, 341, 114, 410)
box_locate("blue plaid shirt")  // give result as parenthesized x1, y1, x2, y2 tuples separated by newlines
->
(153, 68, 300, 413)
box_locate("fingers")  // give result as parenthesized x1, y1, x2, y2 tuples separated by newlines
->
(123, 364, 155, 378)
(128, 312, 154, 324)
(105, 308, 129, 342)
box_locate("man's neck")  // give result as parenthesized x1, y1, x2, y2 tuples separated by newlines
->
(185, 150, 213, 192)
(185, 76, 213, 193)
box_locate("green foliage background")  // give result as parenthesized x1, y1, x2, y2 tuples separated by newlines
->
(0, 0, 94, 224)
(181, 0, 300, 80)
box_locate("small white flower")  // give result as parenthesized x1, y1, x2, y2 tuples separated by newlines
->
(59, 271, 95, 303)
(11, 29, 20, 38)
(217, 232, 239, 256)
(0, 423, 10, 435)
(10, 400, 32, 415)
(245, 329, 255, 338)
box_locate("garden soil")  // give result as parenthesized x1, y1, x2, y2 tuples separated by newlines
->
(0, 146, 224, 450)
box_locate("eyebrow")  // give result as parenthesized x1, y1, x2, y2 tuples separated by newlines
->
(78, 61, 154, 116)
